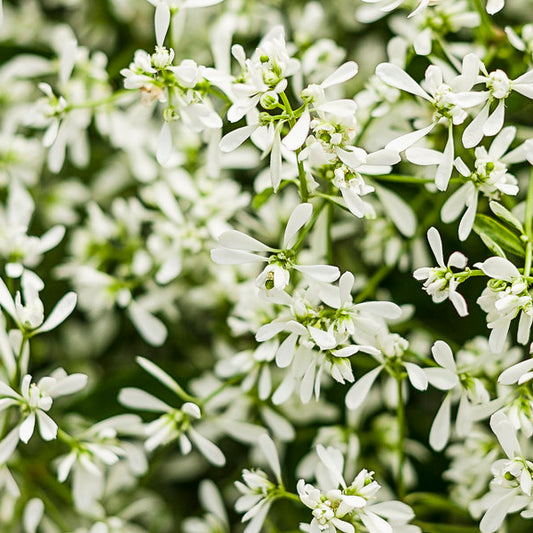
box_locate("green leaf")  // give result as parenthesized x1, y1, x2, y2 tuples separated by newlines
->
(252, 181, 291, 209)
(473, 214, 525, 257)
(489, 201, 525, 234)
(479, 233, 506, 258)
(252, 188, 275, 210)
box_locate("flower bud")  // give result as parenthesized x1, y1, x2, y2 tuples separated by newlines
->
(260, 91, 279, 110)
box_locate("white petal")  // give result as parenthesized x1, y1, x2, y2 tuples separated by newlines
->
(38, 226, 65, 254)
(483, 100, 505, 137)
(321, 61, 358, 88)
(368, 501, 414, 521)
(518, 311, 532, 345)
(386, 123, 436, 153)
(0, 427, 20, 463)
(429, 394, 452, 451)
(308, 326, 337, 350)
(474, 257, 520, 281)
(441, 183, 471, 223)
(0, 278, 16, 322)
(282, 109, 310, 151)
(136, 356, 183, 396)
(218, 230, 271, 252)
(462, 102, 489, 149)
(458, 193, 478, 241)
(375, 184, 416, 237)
(294, 264, 340, 282)
(47, 373, 87, 397)
(435, 128, 454, 191)
(354, 301, 401, 319)
(188, 428, 226, 466)
(361, 511, 392, 533)
(489, 126, 516, 159)
(499, 359, 533, 385)
(405, 147, 442, 166)
(479, 491, 516, 533)
(19, 413, 36, 444)
(490, 411, 521, 458)
(210, 248, 267, 264)
(156, 122, 172, 166)
(219, 125, 257, 152)
(118, 387, 171, 412)
(427, 227, 444, 267)
(376, 63, 430, 100)
(155, 2, 170, 47)
(316, 444, 346, 489)
(36, 410, 57, 441)
(489, 319, 511, 353)
(486, 0, 504, 14)
(36, 292, 77, 333)
(23, 498, 44, 533)
(405, 362, 428, 391)
(283, 203, 313, 249)
(243, 501, 271, 533)
(339, 271, 354, 305)
(431, 340, 456, 371)
(275, 334, 297, 368)
(316, 99, 357, 116)
(425, 368, 459, 390)
(270, 132, 282, 192)
(258, 433, 282, 482)
(345, 366, 382, 410)
(128, 302, 167, 346)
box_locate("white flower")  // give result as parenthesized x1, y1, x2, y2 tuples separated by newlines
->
(476, 411, 532, 533)
(413, 227, 468, 316)
(441, 126, 522, 241)
(424, 340, 493, 451)
(235, 434, 282, 533)
(377, 56, 483, 190)
(0, 369, 87, 452)
(0, 271, 77, 336)
(183, 480, 229, 533)
(476, 257, 533, 352)
(119, 357, 225, 466)
(211, 203, 340, 292)
(298, 445, 419, 533)
(462, 61, 533, 148)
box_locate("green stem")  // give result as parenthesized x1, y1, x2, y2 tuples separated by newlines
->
(372, 174, 437, 185)
(353, 264, 393, 304)
(64, 89, 131, 111)
(200, 375, 243, 407)
(472, 0, 495, 39)
(524, 168, 533, 277)
(280, 92, 309, 201)
(327, 182, 334, 264)
(396, 376, 406, 500)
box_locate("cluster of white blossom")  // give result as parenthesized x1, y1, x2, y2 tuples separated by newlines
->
(1, 0, 533, 532)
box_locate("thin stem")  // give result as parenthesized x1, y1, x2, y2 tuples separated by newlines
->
(327, 181, 334, 264)
(396, 376, 406, 500)
(64, 89, 131, 111)
(280, 92, 309, 201)
(201, 375, 243, 407)
(372, 174, 437, 185)
(472, 0, 495, 39)
(524, 168, 533, 277)
(353, 264, 392, 304)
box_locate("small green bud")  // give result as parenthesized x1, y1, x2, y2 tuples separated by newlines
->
(260, 91, 279, 110)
